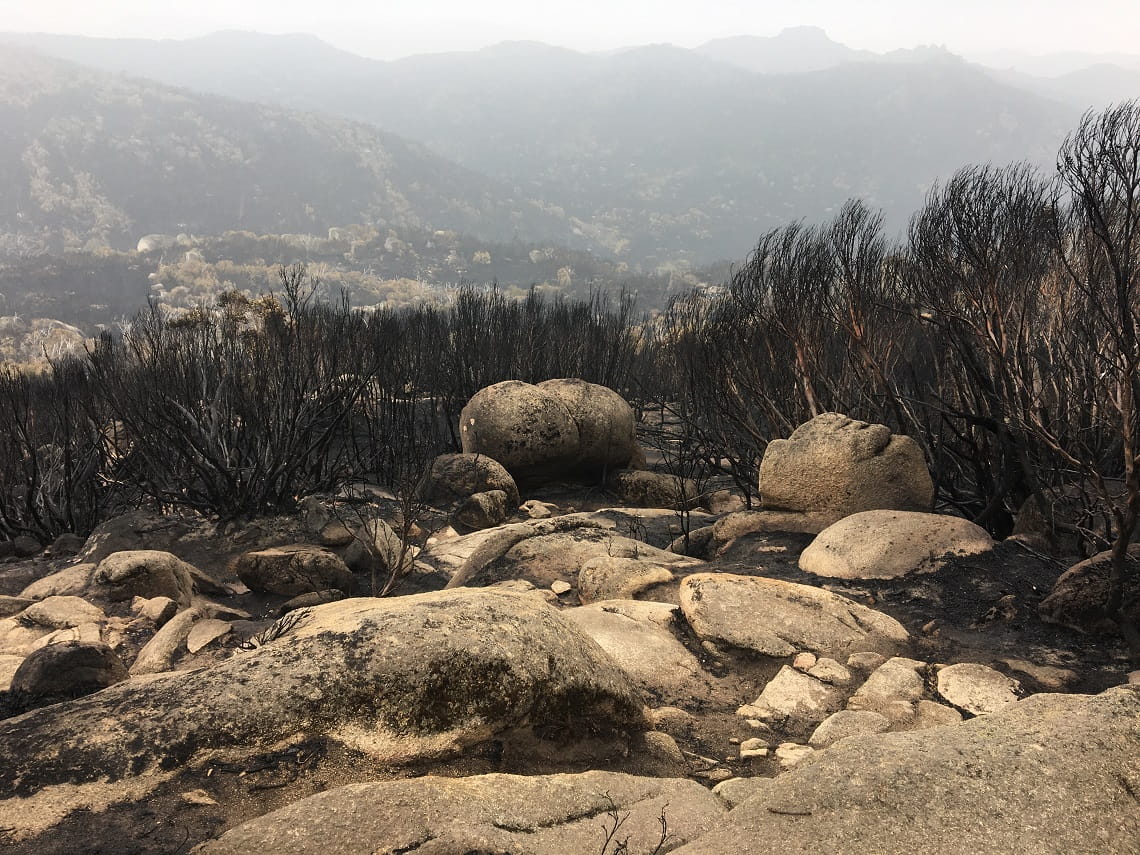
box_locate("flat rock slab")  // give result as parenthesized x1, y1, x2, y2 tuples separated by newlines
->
(19, 596, 105, 629)
(561, 600, 717, 706)
(936, 663, 1021, 715)
(679, 573, 909, 659)
(196, 771, 725, 854)
(799, 510, 995, 579)
(0, 589, 646, 832)
(578, 556, 676, 603)
(674, 686, 1140, 855)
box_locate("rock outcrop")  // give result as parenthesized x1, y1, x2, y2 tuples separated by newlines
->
(0, 590, 647, 819)
(758, 413, 933, 530)
(196, 772, 724, 854)
(674, 687, 1140, 855)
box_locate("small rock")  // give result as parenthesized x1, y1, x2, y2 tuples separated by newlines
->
(278, 589, 347, 616)
(703, 489, 746, 515)
(233, 545, 356, 597)
(847, 651, 887, 671)
(181, 789, 219, 807)
(0, 653, 25, 691)
(912, 699, 964, 729)
(775, 742, 814, 769)
(741, 665, 846, 732)
(187, 565, 232, 597)
(739, 737, 769, 759)
(132, 596, 179, 626)
(650, 706, 696, 738)
(186, 619, 232, 654)
(1127, 670, 1140, 685)
(0, 617, 51, 656)
(32, 621, 103, 650)
(577, 556, 673, 603)
(680, 573, 909, 659)
(792, 652, 818, 671)
(195, 599, 252, 622)
(635, 730, 687, 774)
(703, 768, 735, 783)
(997, 658, 1079, 692)
(713, 776, 771, 807)
(452, 489, 511, 531)
(45, 532, 85, 558)
(847, 657, 927, 723)
(20, 563, 95, 599)
(808, 710, 891, 748)
(519, 499, 558, 519)
(668, 524, 716, 557)
(936, 663, 1020, 715)
(423, 452, 521, 508)
(807, 657, 853, 686)
(799, 510, 994, 579)
(92, 550, 196, 607)
(550, 580, 572, 595)
(318, 522, 355, 547)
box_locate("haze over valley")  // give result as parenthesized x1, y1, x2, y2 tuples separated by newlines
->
(0, 23, 1134, 346)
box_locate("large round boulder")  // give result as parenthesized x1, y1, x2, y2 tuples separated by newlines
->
(759, 413, 933, 530)
(799, 510, 995, 579)
(536, 378, 638, 468)
(459, 379, 641, 481)
(91, 550, 195, 608)
(460, 380, 581, 478)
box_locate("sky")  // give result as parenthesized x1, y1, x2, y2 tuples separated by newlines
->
(0, 0, 1136, 60)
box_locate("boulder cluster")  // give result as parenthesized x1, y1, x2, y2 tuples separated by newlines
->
(0, 381, 1135, 854)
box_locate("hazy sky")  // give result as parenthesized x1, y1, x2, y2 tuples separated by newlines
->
(1, 0, 1136, 59)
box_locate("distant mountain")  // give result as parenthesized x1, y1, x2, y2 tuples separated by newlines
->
(967, 48, 1140, 77)
(0, 48, 569, 256)
(988, 63, 1140, 111)
(695, 26, 874, 73)
(0, 31, 1085, 266)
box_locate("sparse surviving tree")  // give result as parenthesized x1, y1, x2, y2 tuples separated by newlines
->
(87, 265, 385, 520)
(1015, 101, 1140, 658)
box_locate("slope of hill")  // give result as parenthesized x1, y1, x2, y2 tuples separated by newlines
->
(0, 32, 1084, 265)
(0, 48, 569, 256)
(988, 63, 1140, 111)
